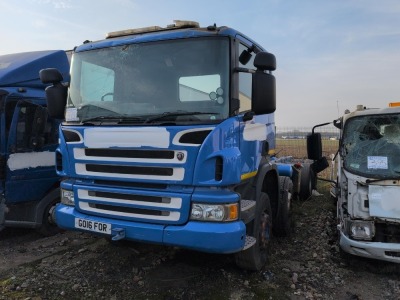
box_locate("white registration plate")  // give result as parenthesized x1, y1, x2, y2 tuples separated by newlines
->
(75, 218, 111, 234)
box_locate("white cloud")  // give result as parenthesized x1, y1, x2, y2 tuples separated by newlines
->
(28, 0, 71, 9)
(32, 19, 47, 28)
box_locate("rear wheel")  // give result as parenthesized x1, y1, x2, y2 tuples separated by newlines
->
(299, 163, 315, 200)
(273, 176, 293, 237)
(235, 192, 272, 271)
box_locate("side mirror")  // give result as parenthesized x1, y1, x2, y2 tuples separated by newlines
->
(251, 52, 276, 115)
(307, 122, 332, 160)
(39, 68, 67, 119)
(252, 72, 276, 115)
(254, 52, 276, 71)
(39, 68, 64, 84)
(307, 133, 322, 160)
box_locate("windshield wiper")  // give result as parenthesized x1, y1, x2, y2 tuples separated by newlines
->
(78, 103, 119, 114)
(366, 177, 400, 183)
(357, 177, 400, 185)
(81, 116, 144, 124)
(144, 111, 218, 123)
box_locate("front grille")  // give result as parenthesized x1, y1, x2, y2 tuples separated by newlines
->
(74, 146, 186, 181)
(94, 180, 167, 190)
(86, 164, 173, 176)
(88, 191, 168, 203)
(77, 188, 184, 223)
(375, 223, 400, 243)
(85, 149, 175, 159)
(90, 203, 169, 216)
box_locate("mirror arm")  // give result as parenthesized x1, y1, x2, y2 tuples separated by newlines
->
(311, 122, 331, 134)
(243, 111, 255, 122)
(234, 67, 255, 74)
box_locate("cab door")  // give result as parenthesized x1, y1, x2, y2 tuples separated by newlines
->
(5, 100, 59, 204)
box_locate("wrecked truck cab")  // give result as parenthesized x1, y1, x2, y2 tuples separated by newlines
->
(313, 104, 400, 263)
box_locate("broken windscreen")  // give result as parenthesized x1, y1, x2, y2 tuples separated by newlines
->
(342, 114, 400, 178)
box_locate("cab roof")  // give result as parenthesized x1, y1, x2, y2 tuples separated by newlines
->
(75, 21, 265, 53)
(0, 50, 70, 88)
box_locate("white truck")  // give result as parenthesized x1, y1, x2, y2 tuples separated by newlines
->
(308, 103, 400, 263)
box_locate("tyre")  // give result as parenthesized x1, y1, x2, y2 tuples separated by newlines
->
(235, 192, 272, 271)
(36, 197, 61, 236)
(299, 163, 314, 200)
(273, 176, 293, 237)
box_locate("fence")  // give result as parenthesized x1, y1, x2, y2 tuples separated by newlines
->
(275, 126, 340, 181)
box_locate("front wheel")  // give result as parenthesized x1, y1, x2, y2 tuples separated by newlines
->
(235, 192, 272, 271)
(36, 197, 60, 236)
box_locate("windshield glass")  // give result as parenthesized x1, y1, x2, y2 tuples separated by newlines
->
(66, 37, 230, 124)
(342, 113, 400, 178)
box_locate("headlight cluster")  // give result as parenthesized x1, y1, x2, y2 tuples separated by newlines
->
(61, 189, 74, 206)
(349, 220, 375, 240)
(190, 203, 238, 222)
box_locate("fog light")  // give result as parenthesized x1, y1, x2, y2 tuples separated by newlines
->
(61, 189, 74, 206)
(190, 203, 238, 222)
(350, 221, 375, 240)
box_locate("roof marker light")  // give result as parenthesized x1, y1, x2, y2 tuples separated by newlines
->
(106, 20, 199, 39)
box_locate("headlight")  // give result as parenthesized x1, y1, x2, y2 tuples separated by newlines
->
(349, 220, 375, 240)
(190, 203, 238, 222)
(61, 189, 74, 206)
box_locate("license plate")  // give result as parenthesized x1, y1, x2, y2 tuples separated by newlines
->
(75, 218, 111, 234)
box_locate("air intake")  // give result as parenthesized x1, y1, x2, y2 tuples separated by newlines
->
(215, 157, 223, 181)
(179, 130, 211, 145)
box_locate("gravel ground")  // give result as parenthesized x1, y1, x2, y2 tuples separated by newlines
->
(1, 182, 399, 300)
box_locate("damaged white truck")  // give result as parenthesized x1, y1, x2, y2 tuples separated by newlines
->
(308, 103, 400, 263)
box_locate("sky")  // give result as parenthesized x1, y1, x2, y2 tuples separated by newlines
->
(1, 0, 399, 127)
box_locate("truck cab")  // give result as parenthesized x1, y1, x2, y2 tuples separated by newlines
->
(309, 104, 400, 263)
(40, 21, 302, 270)
(0, 50, 70, 235)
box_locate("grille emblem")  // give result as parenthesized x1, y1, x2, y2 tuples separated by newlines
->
(177, 152, 185, 161)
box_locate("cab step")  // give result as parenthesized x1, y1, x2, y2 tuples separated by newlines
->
(240, 199, 256, 224)
(242, 235, 257, 250)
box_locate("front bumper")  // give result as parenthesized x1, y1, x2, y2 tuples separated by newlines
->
(56, 204, 246, 254)
(339, 231, 400, 263)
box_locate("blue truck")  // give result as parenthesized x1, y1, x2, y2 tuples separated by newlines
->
(0, 50, 70, 235)
(40, 20, 313, 270)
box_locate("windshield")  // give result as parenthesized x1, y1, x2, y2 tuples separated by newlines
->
(342, 113, 400, 178)
(66, 37, 230, 124)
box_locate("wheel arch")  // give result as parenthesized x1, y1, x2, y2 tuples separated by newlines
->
(34, 185, 60, 225)
(254, 163, 280, 219)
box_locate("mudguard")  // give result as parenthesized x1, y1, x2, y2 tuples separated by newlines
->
(255, 162, 279, 201)
(253, 161, 280, 211)
(34, 187, 60, 225)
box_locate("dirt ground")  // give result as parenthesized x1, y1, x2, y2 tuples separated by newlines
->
(1, 182, 399, 300)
